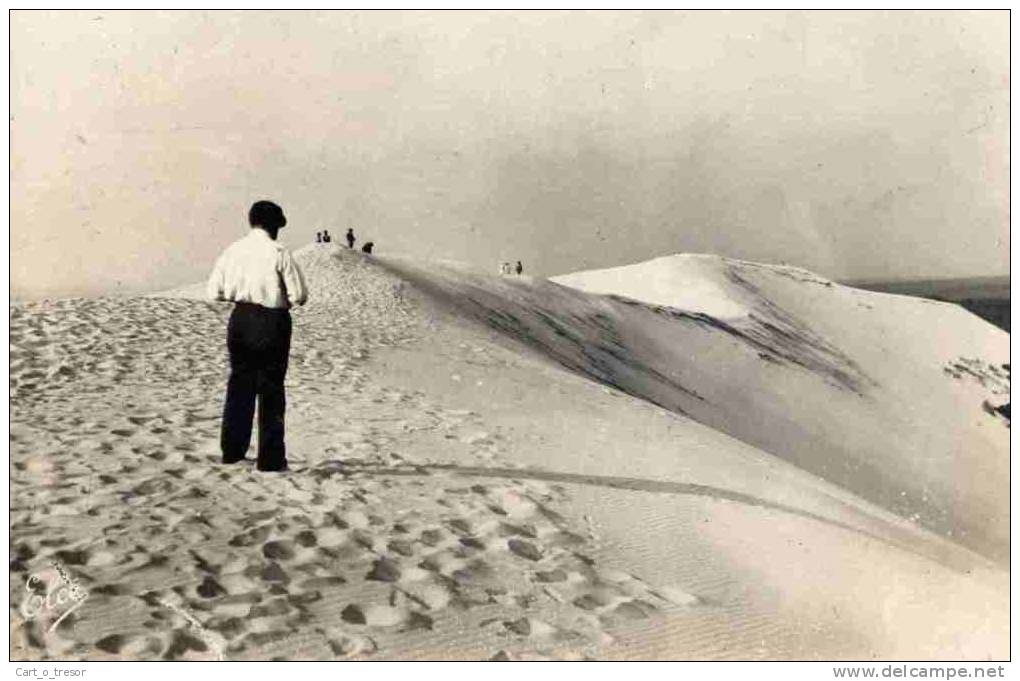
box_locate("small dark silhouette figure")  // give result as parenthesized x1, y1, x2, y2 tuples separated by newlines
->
(346, 228, 355, 249)
(315, 231, 322, 243)
(515, 261, 523, 275)
(322, 230, 332, 243)
(362, 241, 374, 254)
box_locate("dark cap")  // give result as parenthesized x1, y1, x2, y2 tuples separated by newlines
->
(249, 200, 287, 230)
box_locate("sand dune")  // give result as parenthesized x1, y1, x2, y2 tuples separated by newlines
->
(9, 245, 1008, 660)
(554, 256, 1010, 560)
(379, 253, 1009, 563)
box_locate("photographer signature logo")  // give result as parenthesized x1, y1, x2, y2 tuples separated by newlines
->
(20, 561, 90, 633)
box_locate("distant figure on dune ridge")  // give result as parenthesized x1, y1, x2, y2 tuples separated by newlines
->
(362, 241, 374, 254)
(346, 228, 355, 249)
(206, 200, 308, 472)
(515, 261, 523, 275)
(321, 229, 332, 243)
(499, 262, 511, 275)
(315, 231, 322, 243)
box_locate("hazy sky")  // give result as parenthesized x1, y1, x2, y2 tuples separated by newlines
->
(11, 10, 1009, 298)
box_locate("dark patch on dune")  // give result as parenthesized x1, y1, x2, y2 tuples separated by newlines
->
(472, 292, 705, 413)
(366, 557, 401, 583)
(606, 277, 871, 396)
(341, 604, 366, 625)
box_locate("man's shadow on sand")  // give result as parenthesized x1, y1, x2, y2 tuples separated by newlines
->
(307, 459, 986, 574)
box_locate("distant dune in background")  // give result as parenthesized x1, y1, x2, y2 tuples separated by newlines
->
(844, 277, 1009, 332)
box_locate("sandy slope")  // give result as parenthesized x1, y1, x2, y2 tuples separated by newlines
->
(9, 245, 1008, 660)
(377, 253, 1009, 562)
(552, 255, 1010, 562)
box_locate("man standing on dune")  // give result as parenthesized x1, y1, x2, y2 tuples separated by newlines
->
(206, 200, 308, 472)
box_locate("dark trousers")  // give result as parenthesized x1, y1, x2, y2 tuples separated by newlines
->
(220, 302, 292, 471)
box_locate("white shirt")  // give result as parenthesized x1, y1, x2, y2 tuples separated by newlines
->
(206, 229, 308, 309)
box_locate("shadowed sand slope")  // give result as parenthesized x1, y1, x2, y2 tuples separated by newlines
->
(379, 253, 1009, 565)
(9, 245, 1007, 660)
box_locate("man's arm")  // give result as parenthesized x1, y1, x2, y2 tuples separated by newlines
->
(206, 253, 227, 302)
(280, 250, 308, 307)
